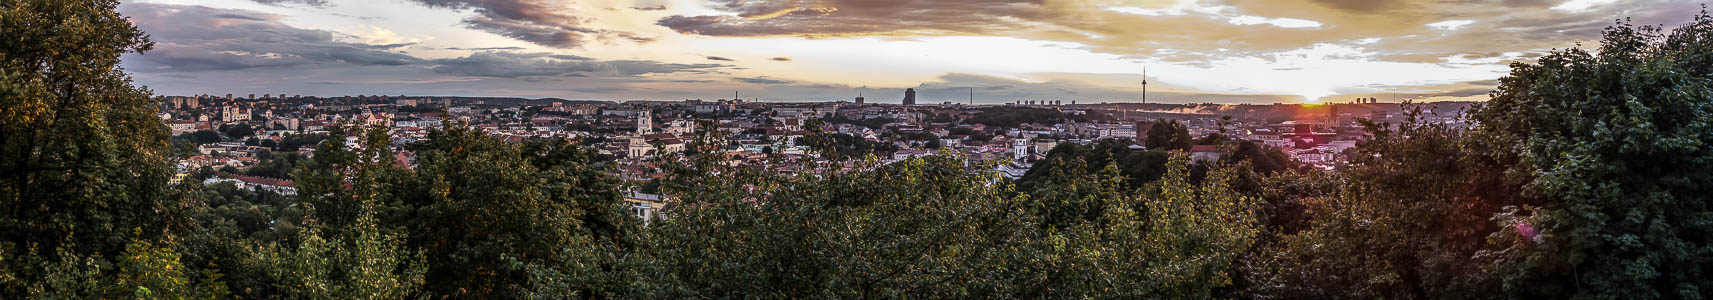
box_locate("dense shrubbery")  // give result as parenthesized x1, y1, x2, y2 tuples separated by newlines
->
(4, 1, 1713, 298)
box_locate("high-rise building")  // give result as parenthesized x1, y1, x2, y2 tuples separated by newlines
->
(855, 93, 865, 105)
(902, 88, 916, 106)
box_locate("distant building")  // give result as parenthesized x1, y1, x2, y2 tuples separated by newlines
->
(1189, 145, 1225, 163)
(902, 88, 916, 106)
(624, 190, 668, 225)
(855, 94, 865, 105)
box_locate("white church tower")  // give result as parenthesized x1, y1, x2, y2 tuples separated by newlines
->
(628, 109, 656, 158)
(636, 109, 652, 136)
(1013, 138, 1030, 160)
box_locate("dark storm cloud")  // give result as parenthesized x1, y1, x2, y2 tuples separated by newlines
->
(404, 0, 649, 48)
(734, 77, 793, 84)
(121, 3, 419, 72)
(706, 56, 735, 61)
(771, 57, 791, 61)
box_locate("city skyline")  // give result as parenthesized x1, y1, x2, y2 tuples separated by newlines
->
(119, 0, 1703, 103)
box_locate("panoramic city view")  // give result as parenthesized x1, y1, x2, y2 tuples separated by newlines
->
(4, 0, 1713, 298)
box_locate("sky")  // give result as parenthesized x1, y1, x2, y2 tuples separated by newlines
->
(117, 0, 1708, 104)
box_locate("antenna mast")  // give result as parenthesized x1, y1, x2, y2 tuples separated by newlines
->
(1141, 64, 1149, 105)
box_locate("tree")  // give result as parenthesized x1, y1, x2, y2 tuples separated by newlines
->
(1018, 140, 1169, 192)
(1146, 120, 1193, 151)
(189, 130, 223, 144)
(1469, 13, 1713, 298)
(1238, 107, 1523, 298)
(633, 130, 1262, 297)
(1227, 140, 1296, 174)
(641, 154, 1041, 298)
(221, 124, 255, 140)
(0, 0, 193, 296)
(393, 123, 633, 297)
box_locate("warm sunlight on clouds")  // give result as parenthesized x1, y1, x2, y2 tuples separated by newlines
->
(118, 0, 1708, 103)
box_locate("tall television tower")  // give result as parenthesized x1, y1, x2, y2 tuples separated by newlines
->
(1141, 64, 1148, 105)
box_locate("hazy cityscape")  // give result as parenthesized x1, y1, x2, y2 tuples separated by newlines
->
(162, 92, 1466, 196)
(5, 0, 1713, 298)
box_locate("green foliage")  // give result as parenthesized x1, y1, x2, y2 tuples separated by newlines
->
(1229, 140, 1297, 174)
(388, 123, 632, 297)
(274, 133, 326, 152)
(967, 107, 1091, 127)
(244, 151, 309, 179)
(253, 205, 426, 299)
(799, 131, 897, 161)
(0, 0, 198, 297)
(1237, 106, 1529, 298)
(1241, 12, 1713, 299)
(1146, 120, 1194, 151)
(220, 124, 255, 140)
(187, 130, 222, 144)
(631, 144, 1261, 297)
(1469, 13, 1713, 298)
(640, 155, 1038, 297)
(1018, 140, 1170, 192)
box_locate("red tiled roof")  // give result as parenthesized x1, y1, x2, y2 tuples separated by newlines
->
(232, 175, 295, 188)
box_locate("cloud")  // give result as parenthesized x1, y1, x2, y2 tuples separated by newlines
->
(429, 52, 729, 78)
(405, 0, 647, 48)
(604, 60, 728, 76)
(118, 0, 1713, 103)
(121, 3, 419, 72)
(1426, 19, 1475, 30)
(655, 0, 1703, 66)
(573, 87, 631, 93)
(430, 52, 608, 77)
(726, 73, 1296, 104)
(657, 0, 1048, 37)
(1551, 0, 1620, 12)
(734, 77, 793, 84)
(346, 24, 427, 45)
(439, 46, 527, 51)
(119, 3, 744, 99)
(250, 0, 328, 7)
